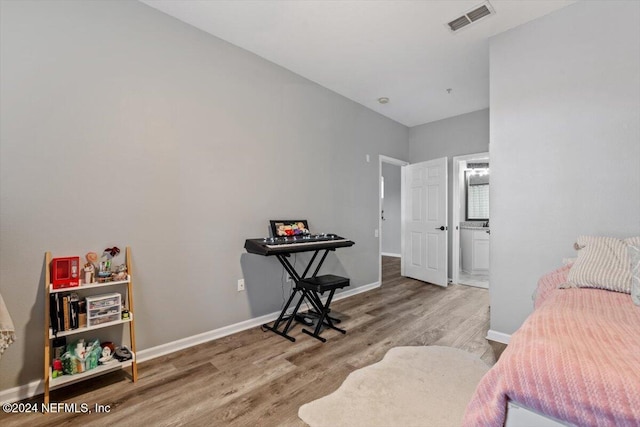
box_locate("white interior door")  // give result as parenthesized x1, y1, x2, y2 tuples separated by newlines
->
(401, 157, 448, 286)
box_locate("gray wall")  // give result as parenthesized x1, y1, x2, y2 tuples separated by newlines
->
(381, 162, 401, 255)
(409, 109, 490, 278)
(489, 0, 640, 335)
(0, 0, 409, 391)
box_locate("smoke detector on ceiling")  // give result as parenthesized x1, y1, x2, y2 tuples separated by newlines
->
(446, 1, 495, 33)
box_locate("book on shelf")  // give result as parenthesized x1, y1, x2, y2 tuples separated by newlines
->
(49, 293, 62, 334)
(50, 291, 81, 334)
(62, 295, 70, 331)
(70, 293, 79, 330)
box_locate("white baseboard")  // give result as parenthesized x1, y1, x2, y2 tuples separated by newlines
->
(334, 280, 380, 300)
(137, 280, 381, 362)
(135, 311, 280, 363)
(381, 252, 401, 258)
(0, 381, 42, 406)
(0, 280, 380, 404)
(486, 329, 511, 344)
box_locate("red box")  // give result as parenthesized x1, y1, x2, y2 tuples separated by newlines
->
(51, 257, 80, 289)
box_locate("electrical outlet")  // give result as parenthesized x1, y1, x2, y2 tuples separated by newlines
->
(374, 228, 379, 238)
(237, 279, 245, 292)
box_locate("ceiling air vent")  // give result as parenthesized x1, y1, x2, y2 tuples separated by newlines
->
(447, 1, 495, 32)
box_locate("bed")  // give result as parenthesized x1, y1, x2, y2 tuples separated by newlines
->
(463, 236, 640, 427)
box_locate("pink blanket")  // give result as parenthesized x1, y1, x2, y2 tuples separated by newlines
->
(463, 267, 640, 426)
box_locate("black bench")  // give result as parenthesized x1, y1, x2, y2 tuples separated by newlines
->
(296, 274, 350, 342)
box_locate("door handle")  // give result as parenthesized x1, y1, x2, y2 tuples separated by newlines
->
(435, 226, 447, 231)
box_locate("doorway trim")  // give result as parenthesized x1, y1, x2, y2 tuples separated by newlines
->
(378, 155, 409, 285)
(452, 152, 489, 286)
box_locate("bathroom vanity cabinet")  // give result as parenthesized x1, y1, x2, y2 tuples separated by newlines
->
(461, 228, 490, 274)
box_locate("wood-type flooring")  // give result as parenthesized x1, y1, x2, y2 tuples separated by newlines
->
(2, 256, 506, 426)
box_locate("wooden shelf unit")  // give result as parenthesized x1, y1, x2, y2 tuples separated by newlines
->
(48, 314, 133, 339)
(43, 246, 137, 404)
(49, 358, 135, 390)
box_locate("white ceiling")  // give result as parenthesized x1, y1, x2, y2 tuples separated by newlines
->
(140, 0, 576, 127)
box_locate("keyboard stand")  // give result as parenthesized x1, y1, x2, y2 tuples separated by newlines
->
(261, 249, 349, 342)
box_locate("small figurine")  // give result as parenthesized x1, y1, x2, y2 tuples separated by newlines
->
(103, 246, 120, 260)
(97, 247, 120, 281)
(52, 359, 63, 378)
(83, 262, 95, 284)
(86, 252, 98, 266)
(113, 264, 127, 281)
(99, 346, 114, 364)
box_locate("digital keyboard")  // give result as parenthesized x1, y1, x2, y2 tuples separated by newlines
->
(245, 230, 355, 342)
(244, 233, 355, 256)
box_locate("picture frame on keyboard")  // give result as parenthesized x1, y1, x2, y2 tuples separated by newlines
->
(269, 220, 310, 237)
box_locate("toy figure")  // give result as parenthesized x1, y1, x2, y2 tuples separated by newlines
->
(52, 359, 63, 378)
(83, 262, 95, 284)
(97, 247, 120, 280)
(99, 346, 114, 364)
(86, 252, 98, 266)
(113, 264, 127, 281)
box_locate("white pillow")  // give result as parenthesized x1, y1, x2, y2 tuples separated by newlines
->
(567, 236, 640, 294)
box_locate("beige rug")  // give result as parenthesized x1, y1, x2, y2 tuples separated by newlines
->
(298, 346, 489, 427)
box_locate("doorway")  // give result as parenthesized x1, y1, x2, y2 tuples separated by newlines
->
(452, 152, 490, 289)
(378, 155, 408, 285)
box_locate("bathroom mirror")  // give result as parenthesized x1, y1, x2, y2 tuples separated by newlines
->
(465, 170, 489, 221)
